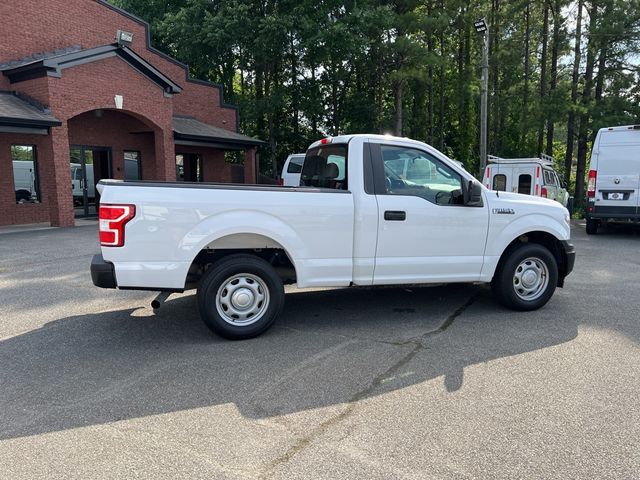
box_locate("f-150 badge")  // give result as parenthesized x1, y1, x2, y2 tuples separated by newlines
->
(492, 208, 515, 214)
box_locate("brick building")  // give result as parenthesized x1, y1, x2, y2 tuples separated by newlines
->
(0, 0, 262, 227)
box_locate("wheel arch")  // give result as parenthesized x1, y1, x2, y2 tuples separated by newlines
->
(181, 211, 304, 287)
(492, 230, 568, 287)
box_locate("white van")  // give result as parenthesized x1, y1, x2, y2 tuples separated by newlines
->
(586, 125, 640, 234)
(483, 155, 571, 209)
(70, 163, 95, 204)
(280, 153, 305, 186)
(13, 160, 38, 202)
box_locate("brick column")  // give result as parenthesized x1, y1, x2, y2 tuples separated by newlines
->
(47, 122, 75, 227)
(153, 127, 176, 180)
(244, 147, 257, 184)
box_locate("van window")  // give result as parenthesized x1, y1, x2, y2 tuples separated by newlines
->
(493, 174, 506, 191)
(543, 170, 556, 185)
(286, 156, 304, 173)
(301, 144, 348, 190)
(518, 174, 532, 194)
(12, 145, 40, 204)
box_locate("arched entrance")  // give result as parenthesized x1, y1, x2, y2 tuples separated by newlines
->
(67, 109, 159, 217)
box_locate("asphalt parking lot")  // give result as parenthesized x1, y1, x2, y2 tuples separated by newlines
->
(0, 221, 638, 479)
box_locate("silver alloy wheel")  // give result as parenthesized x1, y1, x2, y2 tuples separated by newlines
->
(512, 256, 549, 301)
(215, 273, 270, 326)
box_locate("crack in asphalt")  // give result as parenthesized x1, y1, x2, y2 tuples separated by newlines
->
(258, 293, 478, 479)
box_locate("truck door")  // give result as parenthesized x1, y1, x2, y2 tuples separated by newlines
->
(370, 142, 489, 284)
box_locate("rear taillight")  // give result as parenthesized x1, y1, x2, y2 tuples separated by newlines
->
(279, 178, 284, 186)
(99, 204, 135, 247)
(541, 186, 548, 198)
(587, 170, 597, 198)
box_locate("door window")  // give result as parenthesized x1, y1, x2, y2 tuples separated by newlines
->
(518, 174, 532, 194)
(493, 174, 507, 191)
(380, 145, 463, 205)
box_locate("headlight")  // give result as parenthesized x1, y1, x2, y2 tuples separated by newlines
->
(564, 212, 570, 225)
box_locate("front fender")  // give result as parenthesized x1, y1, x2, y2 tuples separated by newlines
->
(480, 213, 570, 282)
(486, 213, 569, 258)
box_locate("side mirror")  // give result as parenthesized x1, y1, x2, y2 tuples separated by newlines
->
(464, 180, 484, 207)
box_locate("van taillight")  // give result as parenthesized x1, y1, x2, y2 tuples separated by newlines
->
(279, 178, 284, 186)
(99, 204, 135, 247)
(587, 170, 597, 198)
(541, 186, 548, 198)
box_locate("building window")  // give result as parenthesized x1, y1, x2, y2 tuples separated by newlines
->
(124, 151, 142, 180)
(493, 174, 506, 191)
(11, 145, 40, 204)
(176, 153, 203, 182)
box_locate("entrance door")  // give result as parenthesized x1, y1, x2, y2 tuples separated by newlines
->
(70, 146, 112, 217)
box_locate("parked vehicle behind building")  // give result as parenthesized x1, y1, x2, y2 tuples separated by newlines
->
(12, 160, 39, 203)
(280, 153, 305, 186)
(585, 125, 640, 234)
(70, 163, 96, 205)
(483, 155, 571, 210)
(92, 134, 575, 340)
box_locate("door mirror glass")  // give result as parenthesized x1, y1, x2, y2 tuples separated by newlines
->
(464, 180, 484, 207)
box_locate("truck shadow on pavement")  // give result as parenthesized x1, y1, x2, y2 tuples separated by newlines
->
(0, 284, 635, 440)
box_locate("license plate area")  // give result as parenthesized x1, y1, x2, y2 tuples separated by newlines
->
(602, 191, 632, 201)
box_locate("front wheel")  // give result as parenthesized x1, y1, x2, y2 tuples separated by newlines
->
(492, 243, 558, 311)
(197, 254, 285, 340)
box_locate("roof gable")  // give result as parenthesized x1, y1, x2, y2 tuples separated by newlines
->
(1, 45, 182, 94)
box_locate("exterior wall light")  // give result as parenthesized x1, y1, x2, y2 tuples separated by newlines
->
(115, 30, 134, 47)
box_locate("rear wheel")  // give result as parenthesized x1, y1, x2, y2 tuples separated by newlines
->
(197, 254, 284, 340)
(492, 243, 558, 311)
(586, 218, 599, 235)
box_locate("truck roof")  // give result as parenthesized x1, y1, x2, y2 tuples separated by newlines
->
(308, 134, 430, 150)
(487, 154, 554, 167)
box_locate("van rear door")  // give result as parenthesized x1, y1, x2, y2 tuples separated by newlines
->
(594, 130, 640, 217)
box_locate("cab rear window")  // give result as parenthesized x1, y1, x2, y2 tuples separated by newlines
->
(300, 144, 348, 190)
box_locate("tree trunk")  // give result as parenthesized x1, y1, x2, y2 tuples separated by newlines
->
(521, 2, 531, 146)
(564, 0, 583, 186)
(575, 2, 598, 210)
(394, 80, 404, 136)
(545, 0, 561, 157)
(438, 1, 445, 149)
(537, 0, 549, 155)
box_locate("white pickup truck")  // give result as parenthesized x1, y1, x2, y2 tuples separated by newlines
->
(91, 134, 575, 339)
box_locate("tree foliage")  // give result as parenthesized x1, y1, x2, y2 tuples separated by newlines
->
(111, 0, 640, 199)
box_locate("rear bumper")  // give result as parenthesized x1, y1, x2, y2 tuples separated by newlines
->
(586, 202, 640, 222)
(90, 254, 117, 289)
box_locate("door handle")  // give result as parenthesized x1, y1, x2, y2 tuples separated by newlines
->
(384, 210, 406, 221)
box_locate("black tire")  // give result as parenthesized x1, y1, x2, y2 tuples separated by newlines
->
(566, 197, 574, 215)
(197, 254, 284, 340)
(491, 243, 558, 311)
(586, 218, 599, 235)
